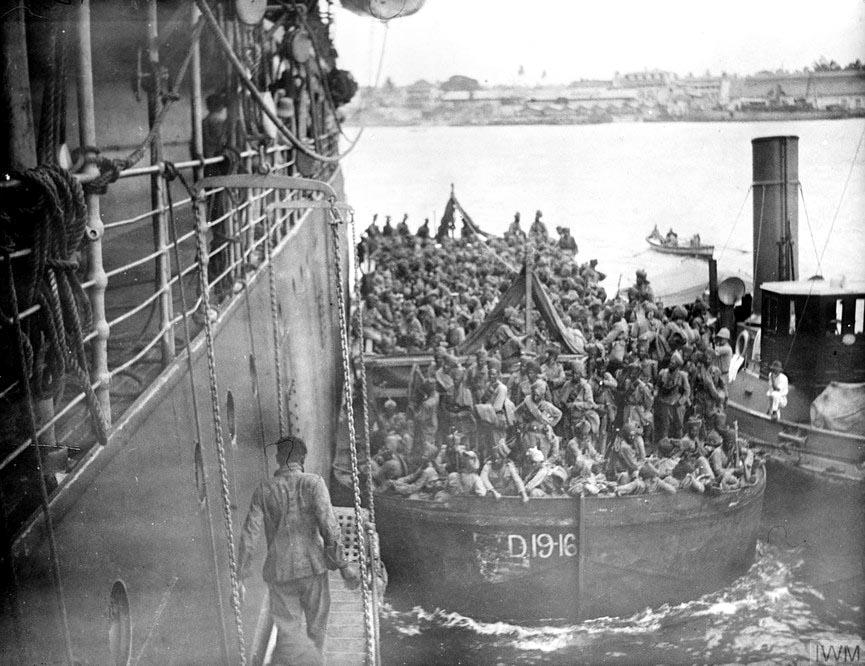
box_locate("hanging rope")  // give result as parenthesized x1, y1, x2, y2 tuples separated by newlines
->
(753, 185, 766, 279)
(162, 163, 232, 661)
(817, 119, 865, 269)
(2, 250, 76, 666)
(349, 215, 375, 517)
(797, 183, 822, 276)
(716, 185, 752, 264)
(1, 165, 109, 446)
(327, 204, 376, 665)
(37, 14, 69, 166)
(194, 0, 360, 164)
(189, 179, 248, 665)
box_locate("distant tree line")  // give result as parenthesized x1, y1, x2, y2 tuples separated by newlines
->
(811, 57, 864, 72)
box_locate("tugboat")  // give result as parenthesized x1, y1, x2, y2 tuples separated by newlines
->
(723, 137, 865, 484)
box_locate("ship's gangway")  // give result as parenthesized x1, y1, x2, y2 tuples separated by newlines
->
(261, 507, 383, 665)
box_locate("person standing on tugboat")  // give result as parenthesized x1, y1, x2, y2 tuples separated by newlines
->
(766, 360, 788, 421)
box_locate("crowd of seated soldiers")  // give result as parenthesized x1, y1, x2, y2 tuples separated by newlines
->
(360, 213, 759, 500)
(357, 210, 605, 354)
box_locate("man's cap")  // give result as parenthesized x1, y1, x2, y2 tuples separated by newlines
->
(770, 360, 783, 372)
(715, 327, 731, 340)
(273, 435, 307, 460)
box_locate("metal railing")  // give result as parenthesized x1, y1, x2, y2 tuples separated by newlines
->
(0, 135, 337, 496)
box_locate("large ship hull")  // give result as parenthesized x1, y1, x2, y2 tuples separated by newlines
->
(376, 468, 764, 622)
(5, 170, 349, 665)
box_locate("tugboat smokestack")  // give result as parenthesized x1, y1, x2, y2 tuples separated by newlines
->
(751, 136, 799, 314)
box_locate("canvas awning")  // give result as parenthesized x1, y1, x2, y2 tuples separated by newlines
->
(458, 266, 583, 354)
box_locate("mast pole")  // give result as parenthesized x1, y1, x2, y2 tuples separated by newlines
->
(525, 240, 534, 349)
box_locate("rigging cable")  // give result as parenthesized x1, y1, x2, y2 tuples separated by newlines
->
(189, 176, 249, 665)
(796, 183, 823, 277)
(195, 0, 360, 164)
(163, 163, 232, 664)
(3, 250, 76, 666)
(782, 121, 865, 370)
(817, 120, 865, 268)
(716, 185, 753, 264)
(328, 204, 378, 665)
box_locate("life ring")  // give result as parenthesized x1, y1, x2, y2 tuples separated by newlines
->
(735, 329, 750, 357)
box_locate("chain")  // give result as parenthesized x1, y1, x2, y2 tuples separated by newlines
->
(328, 205, 376, 665)
(263, 213, 287, 437)
(349, 216, 375, 520)
(192, 197, 247, 665)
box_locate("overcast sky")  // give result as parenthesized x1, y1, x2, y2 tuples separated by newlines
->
(331, 0, 865, 86)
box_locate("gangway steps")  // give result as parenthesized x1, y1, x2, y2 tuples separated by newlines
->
(262, 507, 379, 665)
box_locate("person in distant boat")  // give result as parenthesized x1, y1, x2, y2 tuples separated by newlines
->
(649, 224, 663, 241)
(416, 217, 430, 239)
(655, 351, 690, 440)
(627, 269, 655, 304)
(766, 360, 788, 421)
(445, 449, 487, 496)
(529, 209, 549, 241)
(516, 379, 562, 459)
(665, 228, 678, 246)
(557, 226, 579, 255)
(506, 211, 526, 240)
(480, 441, 529, 501)
(382, 215, 394, 236)
(689, 233, 701, 247)
(238, 436, 359, 666)
(396, 213, 410, 236)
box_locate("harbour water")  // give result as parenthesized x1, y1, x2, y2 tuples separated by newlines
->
(341, 120, 865, 663)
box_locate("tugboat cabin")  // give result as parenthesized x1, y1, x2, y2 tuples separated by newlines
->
(760, 278, 865, 395)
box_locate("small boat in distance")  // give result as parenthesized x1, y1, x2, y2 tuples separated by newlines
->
(647, 226, 714, 258)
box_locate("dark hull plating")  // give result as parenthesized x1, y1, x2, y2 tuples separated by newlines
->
(376, 469, 765, 622)
(5, 171, 349, 665)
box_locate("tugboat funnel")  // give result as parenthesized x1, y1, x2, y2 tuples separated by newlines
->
(751, 136, 799, 314)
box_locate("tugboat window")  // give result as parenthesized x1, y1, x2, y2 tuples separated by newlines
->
(855, 299, 864, 334)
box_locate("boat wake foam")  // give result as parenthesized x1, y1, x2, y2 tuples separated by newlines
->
(380, 543, 864, 662)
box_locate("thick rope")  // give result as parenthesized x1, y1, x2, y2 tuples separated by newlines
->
(328, 207, 376, 665)
(263, 213, 288, 437)
(195, 0, 359, 164)
(37, 16, 68, 166)
(3, 250, 76, 666)
(2, 166, 109, 446)
(349, 217, 375, 519)
(191, 184, 248, 665)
